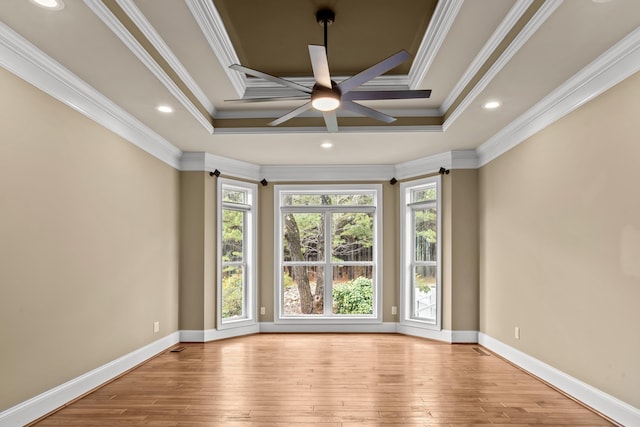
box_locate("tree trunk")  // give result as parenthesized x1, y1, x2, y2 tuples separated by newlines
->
(284, 213, 314, 313)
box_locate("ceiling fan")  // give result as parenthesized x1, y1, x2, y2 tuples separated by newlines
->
(227, 8, 432, 133)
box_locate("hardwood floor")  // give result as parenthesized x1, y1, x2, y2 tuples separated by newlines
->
(33, 334, 614, 426)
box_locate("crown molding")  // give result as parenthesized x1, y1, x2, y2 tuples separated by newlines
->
(442, 0, 563, 131)
(180, 152, 261, 181)
(261, 165, 395, 182)
(210, 125, 443, 135)
(0, 21, 183, 169)
(440, 0, 534, 114)
(395, 150, 478, 180)
(83, 0, 213, 134)
(185, 0, 245, 97)
(115, 0, 216, 116)
(408, 0, 464, 89)
(215, 107, 442, 120)
(477, 26, 640, 167)
(3, 8, 636, 181)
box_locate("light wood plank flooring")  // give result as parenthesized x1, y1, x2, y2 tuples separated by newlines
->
(33, 334, 614, 426)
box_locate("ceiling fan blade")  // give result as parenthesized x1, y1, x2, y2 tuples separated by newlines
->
(338, 51, 411, 94)
(308, 45, 332, 88)
(343, 89, 432, 101)
(225, 96, 310, 103)
(322, 110, 338, 133)
(269, 101, 313, 126)
(230, 64, 312, 94)
(341, 100, 396, 123)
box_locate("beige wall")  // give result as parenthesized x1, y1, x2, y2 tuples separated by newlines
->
(178, 172, 216, 330)
(0, 68, 180, 410)
(479, 71, 640, 407)
(449, 170, 480, 330)
(441, 170, 479, 331)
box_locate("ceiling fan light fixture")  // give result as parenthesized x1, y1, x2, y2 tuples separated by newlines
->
(311, 84, 341, 112)
(312, 95, 340, 112)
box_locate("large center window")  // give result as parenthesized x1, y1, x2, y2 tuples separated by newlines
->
(275, 185, 382, 322)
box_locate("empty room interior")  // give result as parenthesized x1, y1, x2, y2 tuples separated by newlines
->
(1, 0, 639, 425)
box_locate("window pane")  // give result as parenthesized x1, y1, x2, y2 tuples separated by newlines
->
(414, 208, 437, 262)
(413, 265, 436, 320)
(411, 186, 436, 203)
(282, 213, 324, 262)
(332, 266, 373, 315)
(332, 212, 373, 262)
(283, 266, 324, 315)
(222, 265, 244, 319)
(283, 193, 374, 206)
(222, 209, 243, 262)
(223, 189, 246, 204)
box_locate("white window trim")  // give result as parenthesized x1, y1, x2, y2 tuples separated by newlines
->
(216, 178, 258, 330)
(274, 184, 383, 324)
(399, 176, 442, 330)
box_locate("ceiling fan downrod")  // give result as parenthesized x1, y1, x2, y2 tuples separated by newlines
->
(316, 9, 334, 56)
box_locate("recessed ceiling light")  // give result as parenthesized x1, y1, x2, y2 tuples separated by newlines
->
(592, 0, 613, 3)
(156, 105, 174, 113)
(320, 141, 333, 149)
(483, 100, 501, 110)
(30, 0, 65, 10)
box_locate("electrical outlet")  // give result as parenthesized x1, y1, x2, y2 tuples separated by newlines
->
(260, 307, 266, 315)
(391, 306, 397, 315)
(153, 321, 160, 333)
(514, 326, 520, 340)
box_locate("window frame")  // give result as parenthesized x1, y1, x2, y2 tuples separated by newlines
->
(274, 184, 383, 324)
(399, 176, 442, 330)
(216, 178, 258, 330)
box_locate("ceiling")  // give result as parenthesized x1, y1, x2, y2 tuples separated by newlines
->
(0, 0, 639, 166)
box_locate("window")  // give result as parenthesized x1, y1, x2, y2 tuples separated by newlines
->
(217, 178, 257, 329)
(400, 176, 441, 329)
(275, 185, 382, 322)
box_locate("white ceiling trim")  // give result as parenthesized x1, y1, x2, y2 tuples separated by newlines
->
(442, 0, 563, 131)
(211, 125, 443, 135)
(185, 0, 245, 97)
(477, 26, 640, 167)
(180, 152, 261, 181)
(4, 12, 636, 181)
(83, 0, 214, 134)
(261, 165, 396, 182)
(395, 150, 478, 180)
(115, 0, 216, 115)
(0, 20, 182, 169)
(215, 108, 442, 119)
(440, 0, 534, 114)
(408, 0, 464, 89)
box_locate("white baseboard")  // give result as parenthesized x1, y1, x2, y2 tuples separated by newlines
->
(478, 332, 640, 426)
(451, 329, 479, 343)
(179, 329, 205, 342)
(0, 332, 180, 427)
(397, 324, 450, 342)
(259, 322, 398, 333)
(205, 324, 260, 341)
(180, 324, 260, 342)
